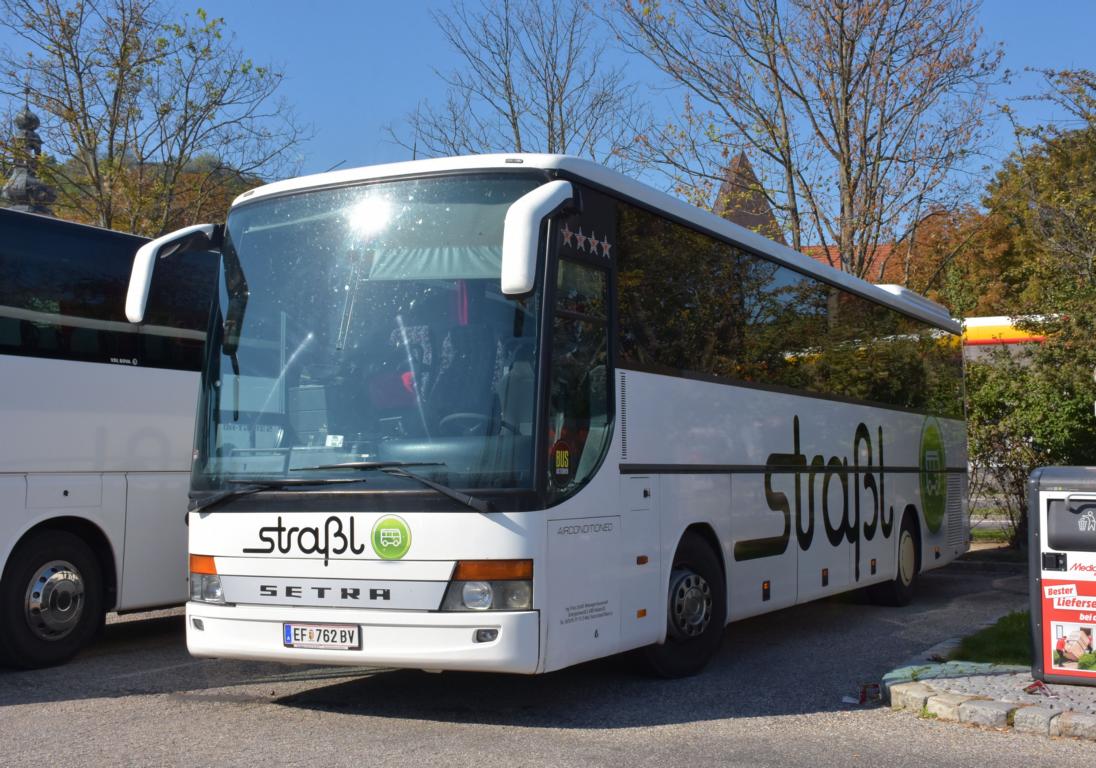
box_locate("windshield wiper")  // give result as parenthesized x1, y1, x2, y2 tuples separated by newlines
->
(189, 477, 368, 513)
(292, 461, 493, 513)
(294, 461, 444, 471)
(379, 466, 494, 513)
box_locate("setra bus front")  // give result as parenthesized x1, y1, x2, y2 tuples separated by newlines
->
(125, 158, 614, 674)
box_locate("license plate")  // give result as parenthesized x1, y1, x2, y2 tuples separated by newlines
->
(282, 623, 361, 650)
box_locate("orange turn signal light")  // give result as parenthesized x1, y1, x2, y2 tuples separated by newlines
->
(189, 554, 218, 575)
(453, 559, 532, 581)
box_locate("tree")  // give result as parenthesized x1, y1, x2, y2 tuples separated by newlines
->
(963, 69, 1096, 546)
(988, 70, 1096, 312)
(0, 0, 307, 235)
(389, 0, 648, 170)
(896, 205, 1015, 316)
(611, 0, 1001, 277)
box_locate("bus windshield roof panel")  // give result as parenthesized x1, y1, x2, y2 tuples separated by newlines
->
(231, 154, 961, 335)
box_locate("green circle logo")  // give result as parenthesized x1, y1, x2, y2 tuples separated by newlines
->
(919, 418, 947, 534)
(371, 515, 411, 560)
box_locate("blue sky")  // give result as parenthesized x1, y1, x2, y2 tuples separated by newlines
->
(4, 0, 1096, 179)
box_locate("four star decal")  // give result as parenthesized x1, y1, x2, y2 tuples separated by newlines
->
(560, 222, 612, 259)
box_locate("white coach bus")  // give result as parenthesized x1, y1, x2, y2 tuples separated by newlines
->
(126, 155, 967, 677)
(0, 209, 217, 668)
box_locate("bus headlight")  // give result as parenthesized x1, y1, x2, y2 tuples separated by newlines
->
(189, 553, 225, 605)
(439, 559, 533, 611)
(189, 573, 225, 605)
(440, 580, 533, 611)
(500, 579, 531, 609)
(462, 581, 493, 610)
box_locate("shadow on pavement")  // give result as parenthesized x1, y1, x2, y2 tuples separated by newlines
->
(0, 566, 1028, 727)
(276, 568, 1029, 727)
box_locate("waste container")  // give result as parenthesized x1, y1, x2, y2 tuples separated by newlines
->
(1029, 467, 1096, 686)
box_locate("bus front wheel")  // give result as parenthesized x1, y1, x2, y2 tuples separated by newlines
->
(643, 532, 726, 678)
(0, 530, 104, 669)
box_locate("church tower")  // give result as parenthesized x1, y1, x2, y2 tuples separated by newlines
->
(1, 88, 56, 215)
(713, 152, 784, 245)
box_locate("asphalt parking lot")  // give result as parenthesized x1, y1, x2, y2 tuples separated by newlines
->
(2, 565, 1094, 767)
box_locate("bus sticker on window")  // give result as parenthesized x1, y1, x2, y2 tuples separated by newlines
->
(552, 440, 572, 487)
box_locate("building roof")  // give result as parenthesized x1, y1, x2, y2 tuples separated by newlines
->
(713, 152, 786, 245)
(800, 243, 903, 283)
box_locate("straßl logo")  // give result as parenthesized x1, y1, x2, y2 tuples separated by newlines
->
(920, 417, 946, 534)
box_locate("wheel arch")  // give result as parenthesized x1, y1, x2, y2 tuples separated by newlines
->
(2, 517, 118, 611)
(677, 521, 728, 619)
(679, 522, 727, 579)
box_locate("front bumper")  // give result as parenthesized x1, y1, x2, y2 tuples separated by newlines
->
(186, 602, 541, 674)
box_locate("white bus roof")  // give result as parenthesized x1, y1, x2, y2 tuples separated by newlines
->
(232, 154, 961, 334)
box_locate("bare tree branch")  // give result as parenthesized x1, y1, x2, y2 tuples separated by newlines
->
(610, 0, 1001, 279)
(0, 0, 310, 235)
(387, 0, 650, 173)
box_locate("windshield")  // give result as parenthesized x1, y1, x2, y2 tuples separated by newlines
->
(192, 172, 547, 492)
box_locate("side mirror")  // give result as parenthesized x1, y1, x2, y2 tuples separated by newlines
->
(126, 223, 221, 323)
(501, 180, 575, 295)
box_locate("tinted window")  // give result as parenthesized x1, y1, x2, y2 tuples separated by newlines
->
(0, 210, 217, 370)
(615, 202, 963, 418)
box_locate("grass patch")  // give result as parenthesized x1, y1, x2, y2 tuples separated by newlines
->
(969, 527, 1010, 543)
(949, 610, 1032, 666)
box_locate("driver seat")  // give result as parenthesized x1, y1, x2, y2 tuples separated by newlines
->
(429, 324, 499, 430)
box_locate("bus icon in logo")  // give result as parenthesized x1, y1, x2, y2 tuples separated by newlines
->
(923, 450, 942, 496)
(371, 515, 411, 560)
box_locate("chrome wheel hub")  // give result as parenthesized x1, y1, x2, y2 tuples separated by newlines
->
(25, 560, 85, 640)
(899, 531, 916, 587)
(668, 569, 713, 640)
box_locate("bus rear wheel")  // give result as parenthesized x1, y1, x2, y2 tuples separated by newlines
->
(0, 530, 104, 669)
(643, 532, 726, 678)
(868, 513, 919, 607)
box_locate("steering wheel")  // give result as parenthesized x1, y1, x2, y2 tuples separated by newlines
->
(438, 412, 491, 436)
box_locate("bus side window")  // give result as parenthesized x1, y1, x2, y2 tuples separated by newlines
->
(547, 260, 610, 499)
(0, 317, 20, 348)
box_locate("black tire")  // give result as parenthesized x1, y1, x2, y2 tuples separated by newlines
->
(643, 532, 727, 678)
(868, 512, 919, 607)
(0, 530, 104, 669)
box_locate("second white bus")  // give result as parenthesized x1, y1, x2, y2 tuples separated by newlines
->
(0, 209, 217, 668)
(128, 155, 968, 677)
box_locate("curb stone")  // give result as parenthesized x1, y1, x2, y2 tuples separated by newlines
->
(926, 693, 975, 721)
(1059, 712, 1096, 740)
(889, 682, 937, 711)
(1013, 706, 1061, 736)
(958, 699, 1016, 728)
(884, 661, 1096, 741)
